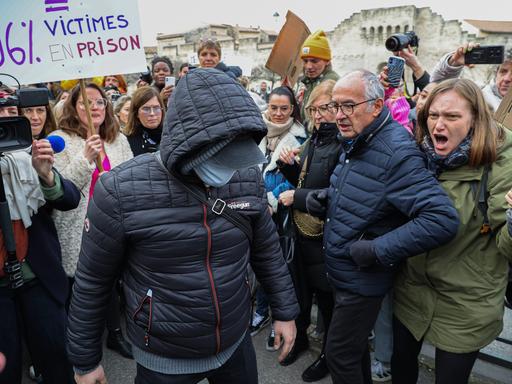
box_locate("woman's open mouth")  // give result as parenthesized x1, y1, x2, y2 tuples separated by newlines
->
(433, 133, 449, 151)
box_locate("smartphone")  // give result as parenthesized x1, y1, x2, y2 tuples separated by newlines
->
(387, 56, 405, 88)
(465, 46, 504, 65)
(165, 76, 176, 87)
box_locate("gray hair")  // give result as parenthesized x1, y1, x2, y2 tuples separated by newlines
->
(113, 95, 131, 116)
(334, 69, 384, 110)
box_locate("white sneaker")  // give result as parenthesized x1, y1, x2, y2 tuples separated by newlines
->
(249, 312, 270, 336)
(371, 359, 392, 382)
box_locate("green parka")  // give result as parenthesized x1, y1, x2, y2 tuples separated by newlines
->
(299, 68, 339, 122)
(394, 128, 512, 353)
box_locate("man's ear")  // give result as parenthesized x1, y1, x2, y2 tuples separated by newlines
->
(372, 98, 384, 117)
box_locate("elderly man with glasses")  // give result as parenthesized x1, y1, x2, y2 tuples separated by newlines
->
(305, 70, 460, 384)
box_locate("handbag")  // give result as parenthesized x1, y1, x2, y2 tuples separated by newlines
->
(293, 156, 324, 239)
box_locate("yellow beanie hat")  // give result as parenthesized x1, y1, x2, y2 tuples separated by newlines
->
(300, 30, 332, 61)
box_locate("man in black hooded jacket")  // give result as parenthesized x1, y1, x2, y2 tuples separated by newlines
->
(68, 68, 299, 384)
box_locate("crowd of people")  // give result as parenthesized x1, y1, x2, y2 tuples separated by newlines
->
(0, 25, 511, 384)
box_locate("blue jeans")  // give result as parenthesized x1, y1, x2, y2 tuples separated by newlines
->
(374, 291, 393, 364)
(255, 287, 269, 318)
(134, 332, 258, 384)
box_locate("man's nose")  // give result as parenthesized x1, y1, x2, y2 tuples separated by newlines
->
(336, 109, 347, 120)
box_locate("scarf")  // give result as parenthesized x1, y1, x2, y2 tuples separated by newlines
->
(88, 155, 111, 200)
(0, 149, 45, 228)
(421, 135, 472, 176)
(262, 113, 294, 152)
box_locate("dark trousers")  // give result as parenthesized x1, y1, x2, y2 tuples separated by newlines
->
(295, 285, 334, 350)
(325, 289, 384, 384)
(391, 317, 479, 384)
(0, 280, 74, 384)
(292, 238, 334, 350)
(134, 332, 258, 384)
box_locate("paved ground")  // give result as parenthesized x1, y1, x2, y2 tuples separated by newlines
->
(21, 317, 509, 383)
(22, 325, 440, 383)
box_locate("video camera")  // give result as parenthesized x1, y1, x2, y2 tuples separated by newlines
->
(0, 87, 49, 152)
(385, 31, 419, 52)
(1, 79, 50, 289)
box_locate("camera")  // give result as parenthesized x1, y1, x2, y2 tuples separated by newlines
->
(0, 87, 49, 152)
(385, 31, 419, 52)
(103, 85, 122, 102)
(139, 67, 153, 85)
(0, 80, 50, 289)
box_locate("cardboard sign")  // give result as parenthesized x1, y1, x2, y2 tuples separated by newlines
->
(265, 11, 310, 87)
(0, 0, 147, 84)
(494, 87, 512, 130)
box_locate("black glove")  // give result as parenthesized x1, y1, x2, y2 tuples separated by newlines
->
(306, 189, 328, 219)
(350, 240, 377, 268)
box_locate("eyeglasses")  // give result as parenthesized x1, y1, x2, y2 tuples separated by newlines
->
(77, 98, 108, 110)
(306, 103, 331, 116)
(327, 99, 376, 116)
(140, 106, 163, 115)
(269, 105, 292, 114)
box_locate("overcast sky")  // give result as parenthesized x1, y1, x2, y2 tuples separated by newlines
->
(137, 0, 507, 46)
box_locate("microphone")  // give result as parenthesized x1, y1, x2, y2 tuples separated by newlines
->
(46, 135, 65, 153)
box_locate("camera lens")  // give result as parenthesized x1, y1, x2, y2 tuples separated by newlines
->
(0, 126, 7, 140)
(385, 37, 400, 51)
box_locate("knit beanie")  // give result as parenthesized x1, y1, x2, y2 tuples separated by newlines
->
(300, 30, 332, 61)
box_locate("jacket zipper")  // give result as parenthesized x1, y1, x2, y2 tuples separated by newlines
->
(132, 288, 153, 347)
(203, 203, 221, 354)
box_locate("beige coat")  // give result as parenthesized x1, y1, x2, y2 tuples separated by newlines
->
(52, 130, 133, 277)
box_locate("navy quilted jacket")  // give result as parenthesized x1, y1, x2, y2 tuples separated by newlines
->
(67, 69, 299, 372)
(323, 108, 459, 296)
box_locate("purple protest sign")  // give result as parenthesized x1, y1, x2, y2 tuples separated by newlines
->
(0, 0, 146, 84)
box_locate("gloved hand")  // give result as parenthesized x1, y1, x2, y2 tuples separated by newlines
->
(350, 240, 377, 268)
(306, 189, 328, 218)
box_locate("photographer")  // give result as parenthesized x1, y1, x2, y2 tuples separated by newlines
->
(430, 43, 511, 110)
(0, 105, 80, 383)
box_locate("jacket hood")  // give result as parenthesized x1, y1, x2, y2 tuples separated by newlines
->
(160, 68, 267, 173)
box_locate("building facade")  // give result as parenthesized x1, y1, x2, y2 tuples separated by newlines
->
(149, 6, 512, 87)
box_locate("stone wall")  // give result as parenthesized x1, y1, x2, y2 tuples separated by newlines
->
(152, 6, 512, 87)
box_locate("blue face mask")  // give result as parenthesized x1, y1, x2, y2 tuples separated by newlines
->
(194, 159, 235, 187)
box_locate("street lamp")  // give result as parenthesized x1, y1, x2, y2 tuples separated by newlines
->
(273, 12, 280, 25)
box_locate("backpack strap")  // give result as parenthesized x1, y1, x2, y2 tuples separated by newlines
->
(153, 152, 253, 244)
(470, 165, 491, 235)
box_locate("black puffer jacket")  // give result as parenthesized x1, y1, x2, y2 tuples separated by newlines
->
(279, 123, 342, 289)
(280, 123, 342, 214)
(67, 69, 299, 372)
